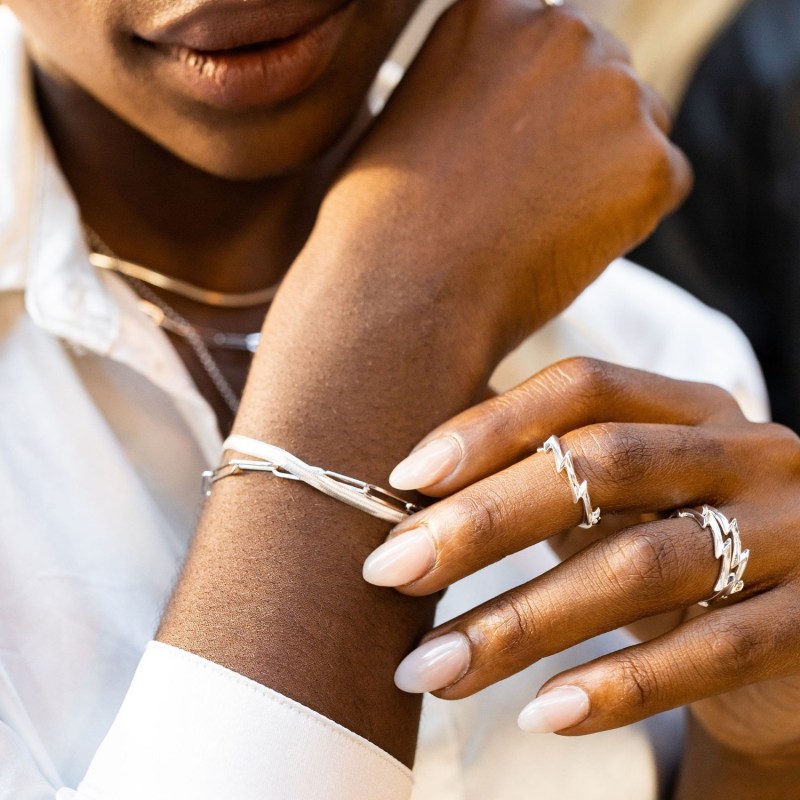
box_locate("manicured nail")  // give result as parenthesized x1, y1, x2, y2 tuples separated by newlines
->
(362, 528, 436, 587)
(394, 632, 471, 693)
(389, 438, 461, 490)
(517, 687, 590, 733)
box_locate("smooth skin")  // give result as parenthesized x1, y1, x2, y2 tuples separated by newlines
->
(9, 0, 697, 786)
(369, 356, 800, 794)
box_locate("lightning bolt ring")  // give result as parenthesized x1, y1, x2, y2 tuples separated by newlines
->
(538, 434, 601, 529)
(672, 505, 749, 607)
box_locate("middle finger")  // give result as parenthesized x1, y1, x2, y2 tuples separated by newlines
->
(365, 422, 741, 594)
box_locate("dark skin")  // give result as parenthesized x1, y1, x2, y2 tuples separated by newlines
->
(18, 0, 431, 757)
(27, 0, 419, 427)
(373, 357, 800, 796)
(34, 54, 368, 430)
(11, 0, 750, 790)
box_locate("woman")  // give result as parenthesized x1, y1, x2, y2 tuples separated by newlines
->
(0, 0, 795, 797)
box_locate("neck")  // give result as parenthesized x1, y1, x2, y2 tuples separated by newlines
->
(34, 66, 350, 293)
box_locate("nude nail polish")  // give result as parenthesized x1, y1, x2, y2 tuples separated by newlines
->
(362, 528, 436, 587)
(394, 632, 471, 693)
(389, 438, 461, 490)
(517, 687, 590, 733)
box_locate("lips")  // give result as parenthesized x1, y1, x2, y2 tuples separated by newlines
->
(138, 0, 357, 111)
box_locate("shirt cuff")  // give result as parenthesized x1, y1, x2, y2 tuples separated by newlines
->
(77, 641, 412, 800)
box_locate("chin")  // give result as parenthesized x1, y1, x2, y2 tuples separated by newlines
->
(167, 129, 340, 181)
(133, 86, 365, 181)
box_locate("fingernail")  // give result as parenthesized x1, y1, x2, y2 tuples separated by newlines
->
(394, 632, 471, 693)
(363, 528, 436, 587)
(517, 687, 590, 733)
(389, 438, 461, 490)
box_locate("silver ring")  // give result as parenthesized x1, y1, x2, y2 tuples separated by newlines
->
(538, 435, 600, 529)
(672, 505, 749, 607)
(542, 0, 563, 6)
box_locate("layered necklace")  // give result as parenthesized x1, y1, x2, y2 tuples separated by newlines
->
(84, 229, 278, 414)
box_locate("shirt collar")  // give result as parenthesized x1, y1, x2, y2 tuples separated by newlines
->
(0, 9, 222, 462)
(0, 8, 118, 354)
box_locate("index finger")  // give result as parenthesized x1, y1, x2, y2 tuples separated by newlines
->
(389, 358, 742, 496)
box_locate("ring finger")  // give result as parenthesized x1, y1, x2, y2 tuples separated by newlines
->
(365, 422, 745, 594)
(392, 506, 776, 699)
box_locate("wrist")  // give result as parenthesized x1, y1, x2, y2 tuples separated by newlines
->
(234, 227, 497, 470)
(307, 185, 514, 361)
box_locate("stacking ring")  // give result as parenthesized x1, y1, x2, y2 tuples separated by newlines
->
(538, 435, 601, 529)
(672, 505, 749, 607)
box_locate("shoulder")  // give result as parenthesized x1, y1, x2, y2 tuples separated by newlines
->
(492, 259, 769, 422)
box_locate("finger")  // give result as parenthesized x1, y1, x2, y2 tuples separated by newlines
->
(370, 421, 750, 593)
(593, 59, 672, 138)
(516, 587, 800, 735)
(388, 358, 740, 495)
(392, 511, 786, 702)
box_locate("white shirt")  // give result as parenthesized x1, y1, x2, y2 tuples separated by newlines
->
(0, 7, 769, 800)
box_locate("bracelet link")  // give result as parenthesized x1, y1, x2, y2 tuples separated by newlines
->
(203, 436, 424, 524)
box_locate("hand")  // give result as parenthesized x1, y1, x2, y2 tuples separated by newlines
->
(313, 0, 691, 359)
(363, 357, 800, 762)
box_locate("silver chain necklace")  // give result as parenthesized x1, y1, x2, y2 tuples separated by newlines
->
(124, 276, 243, 414)
(84, 230, 267, 415)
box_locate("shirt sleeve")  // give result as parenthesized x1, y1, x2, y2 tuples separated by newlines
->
(70, 641, 412, 800)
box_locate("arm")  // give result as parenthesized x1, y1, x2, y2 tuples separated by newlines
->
(156, 229, 493, 763)
(160, 0, 689, 768)
(80, 2, 688, 795)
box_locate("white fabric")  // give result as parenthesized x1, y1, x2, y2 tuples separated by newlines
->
(0, 7, 769, 800)
(73, 643, 411, 800)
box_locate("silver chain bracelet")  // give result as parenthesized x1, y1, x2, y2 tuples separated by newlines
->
(203, 435, 422, 524)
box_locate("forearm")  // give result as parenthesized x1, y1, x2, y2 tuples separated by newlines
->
(157, 230, 493, 766)
(675, 716, 800, 800)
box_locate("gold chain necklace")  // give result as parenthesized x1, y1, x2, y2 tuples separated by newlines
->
(84, 230, 281, 309)
(84, 229, 272, 415)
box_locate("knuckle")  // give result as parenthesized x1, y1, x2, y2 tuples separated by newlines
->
(586, 64, 646, 128)
(600, 526, 685, 605)
(671, 147, 694, 202)
(553, 358, 619, 418)
(450, 481, 511, 551)
(481, 592, 542, 655)
(479, 392, 526, 446)
(498, 386, 546, 448)
(760, 422, 800, 476)
(638, 139, 675, 196)
(763, 421, 800, 449)
(701, 615, 764, 681)
(549, 8, 595, 44)
(606, 63, 645, 108)
(570, 423, 652, 488)
(615, 654, 659, 710)
(603, 30, 632, 64)
(697, 382, 740, 417)
(727, 421, 800, 491)
(559, 356, 615, 397)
